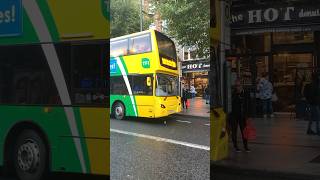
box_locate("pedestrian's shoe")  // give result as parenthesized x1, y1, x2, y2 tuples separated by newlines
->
(263, 114, 267, 119)
(245, 148, 251, 152)
(270, 114, 275, 118)
(235, 148, 241, 153)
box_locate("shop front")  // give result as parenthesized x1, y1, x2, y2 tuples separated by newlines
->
(181, 59, 210, 97)
(229, 2, 320, 115)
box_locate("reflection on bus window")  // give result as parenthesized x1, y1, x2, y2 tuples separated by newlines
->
(129, 34, 152, 54)
(0, 45, 60, 105)
(130, 75, 153, 95)
(111, 39, 128, 57)
(155, 31, 177, 60)
(110, 75, 153, 96)
(72, 43, 108, 106)
(156, 73, 179, 97)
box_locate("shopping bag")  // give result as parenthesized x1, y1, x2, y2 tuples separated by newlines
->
(243, 118, 257, 140)
(186, 99, 190, 107)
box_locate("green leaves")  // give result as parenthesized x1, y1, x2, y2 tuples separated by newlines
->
(156, 0, 210, 57)
(111, 0, 153, 38)
(111, 0, 140, 38)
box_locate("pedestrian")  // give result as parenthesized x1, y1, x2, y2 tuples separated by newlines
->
(190, 85, 196, 98)
(257, 73, 274, 119)
(230, 79, 250, 152)
(304, 72, 320, 135)
(205, 86, 210, 104)
(181, 87, 188, 109)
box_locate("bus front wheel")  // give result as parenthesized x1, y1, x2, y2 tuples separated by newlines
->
(14, 129, 48, 180)
(113, 102, 125, 120)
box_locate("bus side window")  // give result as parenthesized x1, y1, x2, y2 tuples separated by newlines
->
(111, 39, 128, 57)
(129, 34, 151, 55)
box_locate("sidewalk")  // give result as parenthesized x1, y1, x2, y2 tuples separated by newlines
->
(178, 97, 210, 118)
(212, 115, 320, 178)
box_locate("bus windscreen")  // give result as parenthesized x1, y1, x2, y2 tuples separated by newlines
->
(155, 31, 177, 61)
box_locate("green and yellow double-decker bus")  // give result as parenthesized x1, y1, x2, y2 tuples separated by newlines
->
(0, 0, 109, 180)
(110, 30, 181, 120)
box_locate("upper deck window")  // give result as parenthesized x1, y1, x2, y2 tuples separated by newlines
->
(155, 31, 177, 61)
(129, 33, 152, 55)
(111, 39, 128, 57)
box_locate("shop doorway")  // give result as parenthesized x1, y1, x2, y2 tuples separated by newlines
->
(182, 71, 208, 97)
(272, 53, 314, 112)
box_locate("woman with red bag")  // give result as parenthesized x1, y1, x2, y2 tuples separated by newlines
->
(230, 79, 251, 152)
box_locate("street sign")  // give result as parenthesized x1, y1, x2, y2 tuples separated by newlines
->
(0, 0, 22, 37)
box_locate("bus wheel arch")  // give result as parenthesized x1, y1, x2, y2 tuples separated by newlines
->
(3, 121, 51, 179)
(112, 101, 126, 120)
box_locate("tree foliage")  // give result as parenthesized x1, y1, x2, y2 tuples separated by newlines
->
(156, 0, 210, 57)
(111, 0, 140, 38)
(111, 0, 152, 38)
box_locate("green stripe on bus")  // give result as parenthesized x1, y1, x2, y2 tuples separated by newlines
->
(37, 0, 60, 42)
(73, 107, 91, 173)
(119, 56, 138, 116)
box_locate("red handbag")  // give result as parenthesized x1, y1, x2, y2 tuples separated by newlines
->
(186, 99, 190, 107)
(243, 118, 257, 140)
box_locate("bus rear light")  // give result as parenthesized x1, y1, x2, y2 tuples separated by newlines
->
(161, 104, 166, 108)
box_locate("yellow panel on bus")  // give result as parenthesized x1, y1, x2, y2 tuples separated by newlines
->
(47, 0, 109, 40)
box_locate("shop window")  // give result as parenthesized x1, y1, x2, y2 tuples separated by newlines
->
(273, 32, 314, 44)
(273, 53, 313, 85)
(190, 50, 197, 60)
(246, 33, 270, 53)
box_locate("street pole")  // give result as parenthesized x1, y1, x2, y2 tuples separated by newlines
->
(220, 0, 231, 113)
(140, 0, 143, 31)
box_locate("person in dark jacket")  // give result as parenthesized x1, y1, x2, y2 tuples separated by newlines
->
(181, 87, 189, 109)
(205, 86, 210, 104)
(230, 79, 251, 152)
(304, 73, 320, 135)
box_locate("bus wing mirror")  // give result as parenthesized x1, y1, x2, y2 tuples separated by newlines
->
(147, 77, 152, 86)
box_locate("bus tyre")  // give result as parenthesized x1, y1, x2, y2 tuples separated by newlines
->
(114, 102, 125, 120)
(14, 129, 47, 180)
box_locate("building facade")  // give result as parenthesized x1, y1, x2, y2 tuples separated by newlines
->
(180, 47, 210, 97)
(229, 0, 320, 114)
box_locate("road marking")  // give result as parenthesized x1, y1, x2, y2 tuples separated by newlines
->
(176, 120, 192, 124)
(111, 129, 210, 151)
(204, 123, 210, 126)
